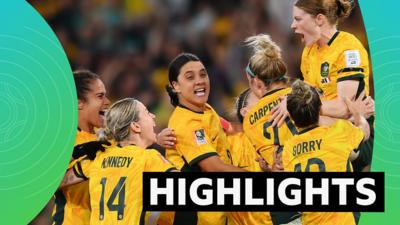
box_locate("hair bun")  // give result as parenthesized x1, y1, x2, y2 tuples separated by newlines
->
(245, 34, 281, 60)
(336, 0, 353, 19)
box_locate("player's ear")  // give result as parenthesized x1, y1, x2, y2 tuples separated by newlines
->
(240, 107, 249, 118)
(130, 121, 141, 133)
(78, 99, 84, 110)
(315, 13, 325, 26)
(171, 81, 181, 93)
(253, 78, 265, 97)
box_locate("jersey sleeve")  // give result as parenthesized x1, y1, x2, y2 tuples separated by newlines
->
(72, 158, 93, 180)
(335, 45, 369, 83)
(145, 150, 177, 172)
(338, 120, 365, 151)
(174, 121, 219, 166)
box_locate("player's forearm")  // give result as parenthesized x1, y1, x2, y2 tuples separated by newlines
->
(202, 162, 246, 172)
(321, 99, 350, 119)
(318, 115, 337, 126)
(198, 156, 246, 172)
(58, 169, 84, 189)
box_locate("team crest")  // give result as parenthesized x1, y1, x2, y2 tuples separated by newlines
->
(320, 62, 330, 77)
(194, 129, 207, 145)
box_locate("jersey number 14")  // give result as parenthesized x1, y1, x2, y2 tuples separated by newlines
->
(99, 176, 127, 221)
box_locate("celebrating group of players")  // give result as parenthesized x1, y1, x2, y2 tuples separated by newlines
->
(30, 0, 375, 225)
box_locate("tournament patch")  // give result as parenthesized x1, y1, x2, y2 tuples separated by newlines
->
(344, 50, 361, 67)
(194, 129, 207, 145)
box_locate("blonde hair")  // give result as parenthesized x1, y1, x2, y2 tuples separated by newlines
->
(295, 0, 354, 25)
(104, 98, 140, 142)
(245, 34, 287, 86)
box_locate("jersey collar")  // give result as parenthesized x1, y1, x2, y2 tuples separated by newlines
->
(262, 88, 286, 98)
(327, 31, 340, 46)
(178, 103, 204, 114)
(298, 125, 319, 134)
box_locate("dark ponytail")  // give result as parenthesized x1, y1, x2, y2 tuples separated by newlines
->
(166, 53, 201, 107)
(235, 89, 251, 123)
(165, 84, 179, 107)
(73, 69, 100, 101)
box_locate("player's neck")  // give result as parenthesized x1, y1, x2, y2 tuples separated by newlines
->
(119, 137, 149, 149)
(78, 119, 95, 134)
(317, 27, 337, 48)
(178, 99, 205, 113)
(264, 82, 286, 95)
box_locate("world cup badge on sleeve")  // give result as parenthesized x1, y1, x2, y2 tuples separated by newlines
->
(194, 129, 207, 145)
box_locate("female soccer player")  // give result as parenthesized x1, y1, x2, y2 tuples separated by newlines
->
(282, 80, 370, 225)
(291, 0, 371, 117)
(226, 88, 274, 225)
(53, 70, 111, 225)
(165, 52, 244, 173)
(59, 98, 176, 225)
(287, 0, 374, 171)
(227, 89, 264, 172)
(165, 52, 244, 225)
(242, 34, 298, 169)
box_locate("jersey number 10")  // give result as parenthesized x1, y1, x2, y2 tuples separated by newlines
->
(294, 158, 326, 172)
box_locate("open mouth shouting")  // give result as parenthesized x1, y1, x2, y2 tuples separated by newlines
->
(194, 88, 206, 97)
(99, 110, 106, 120)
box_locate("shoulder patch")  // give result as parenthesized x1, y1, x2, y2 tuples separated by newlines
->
(344, 50, 361, 67)
(194, 129, 207, 145)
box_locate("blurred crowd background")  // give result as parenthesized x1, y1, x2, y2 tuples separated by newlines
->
(30, 0, 369, 131)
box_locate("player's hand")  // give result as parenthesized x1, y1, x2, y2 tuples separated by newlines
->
(72, 140, 110, 160)
(256, 156, 271, 172)
(157, 128, 176, 149)
(362, 96, 375, 119)
(272, 150, 284, 172)
(270, 96, 289, 127)
(343, 90, 368, 120)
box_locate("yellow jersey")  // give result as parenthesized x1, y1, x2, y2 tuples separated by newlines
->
(243, 88, 298, 165)
(166, 104, 231, 225)
(53, 129, 95, 225)
(166, 104, 232, 171)
(74, 145, 175, 225)
(226, 132, 272, 225)
(282, 120, 364, 225)
(226, 132, 262, 172)
(301, 31, 370, 100)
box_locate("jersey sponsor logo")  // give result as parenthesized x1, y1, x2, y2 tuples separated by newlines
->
(211, 134, 218, 142)
(321, 77, 330, 84)
(344, 50, 361, 67)
(194, 129, 207, 145)
(101, 156, 133, 168)
(320, 62, 330, 77)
